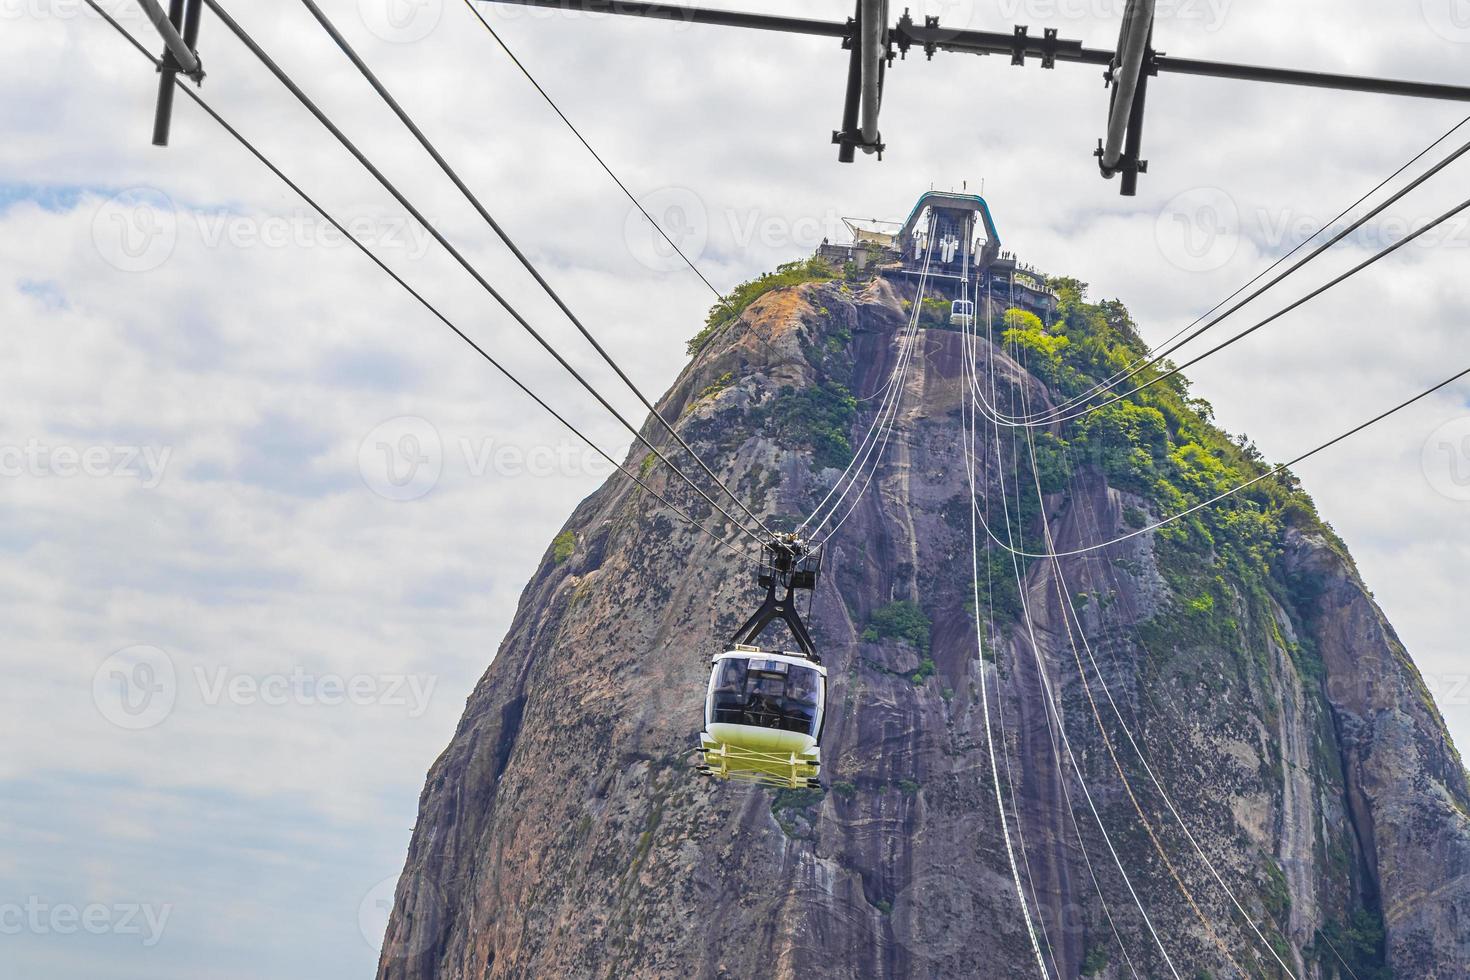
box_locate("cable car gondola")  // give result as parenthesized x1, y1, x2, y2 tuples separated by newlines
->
(950, 298, 975, 327)
(698, 535, 826, 789)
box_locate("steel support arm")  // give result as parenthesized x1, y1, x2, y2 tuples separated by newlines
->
(1101, 0, 1153, 173)
(477, 0, 847, 38)
(135, 0, 202, 76)
(476, 0, 1470, 103)
(858, 0, 885, 152)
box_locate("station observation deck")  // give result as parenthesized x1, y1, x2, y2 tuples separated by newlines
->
(816, 191, 1058, 323)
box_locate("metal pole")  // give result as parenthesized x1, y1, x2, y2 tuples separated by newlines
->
(835, 1, 863, 163)
(1101, 0, 1153, 172)
(1119, 40, 1151, 196)
(1152, 54, 1470, 102)
(150, 0, 186, 146)
(181, 0, 203, 49)
(136, 0, 201, 75)
(858, 0, 884, 152)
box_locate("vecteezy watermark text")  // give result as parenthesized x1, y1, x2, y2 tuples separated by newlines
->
(0, 441, 171, 488)
(91, 188, 435, 274)
(358, 416, 618, 501)
(1156, 186, 1470, 273)
(194, 665, 437, 718)
(996, 0, 1231, 30)
(93, 645, 440, 729)
(0, 898, 172, 948)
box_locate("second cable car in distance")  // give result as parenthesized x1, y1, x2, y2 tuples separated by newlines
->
(950, 298, 975, 327)
(698, 534, 827, 789)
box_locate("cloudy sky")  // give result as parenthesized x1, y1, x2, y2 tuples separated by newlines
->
(3, 0, 1469, 976)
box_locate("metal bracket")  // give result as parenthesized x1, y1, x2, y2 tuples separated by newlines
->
(730, 538, 823, 660)
(1040, 27, 1059, 69)
(833, 132, 885, 159)
(1011, 25, 1027, 66)
(894, 8, 912, 60)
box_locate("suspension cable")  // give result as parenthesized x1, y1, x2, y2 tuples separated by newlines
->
(965, 300, 1149, 978)
(798, 221, 932, 534)
(298, 0, 774, 542)
(803, 219, 936, 543)
(1063, 467, 1364, 980)
(1010, 341, 1265, 975)
(972, 299, 1181, 978)
(967, 354, 1470, 560)
(203, 0, 770, 547)
(960, 263, 1470, 558)
(1004, 281, 1357, 975)
(952, 235, 1052, 977)
(983, 191, 1470, 430)
(961, 341, 1052, 979)
(994, 128, 1470, 428)
(459, 0, 723, 300)
(81, 0, 759, 568)
(965, 273, 1143, 980)
(970, 314, 1072, 978)
(1003, 114, 1470, 426)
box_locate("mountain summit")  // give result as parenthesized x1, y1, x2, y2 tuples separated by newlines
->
(377, 249, 1470, 979)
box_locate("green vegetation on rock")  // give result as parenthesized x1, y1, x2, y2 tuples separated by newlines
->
(862, 600, 932, 653)
(757, 379, 858, 471)
(551, 530, 576, 564)
(1080, 947, 1109, 976)
(687, 256, 837, 355)
(1311, 908, 1391, 980)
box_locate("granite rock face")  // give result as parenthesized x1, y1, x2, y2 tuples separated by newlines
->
(378, 275, 1470, 979)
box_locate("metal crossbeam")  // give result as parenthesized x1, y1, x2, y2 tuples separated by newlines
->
(480, 0, 1470, 100)
(477, 0, 1470, 189)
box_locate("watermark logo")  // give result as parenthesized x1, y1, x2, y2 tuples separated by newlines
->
(1, 0, 141, 22)
(995, 0, 1230, 31)
(914, 0, 979, 40)
(360, 873, 444, 960)
(1422, 416, 1470, 501)
(1155, 186, 1240, 273)
(359, 416, 443, 501)
(460, 438, 615, 480)
(93, 645, 177, 731)
(358, 0, 442, 42)
(890, 871, 977, 959)
(725, 207, 846, 252)
(0, 898, 171, 947)
(193, 209, 433, 259)
(194, 666, 437, 718)
(485, 0, 698, 28)
(0, 440, 171, 488)
(1423, 0, 1470, 43)
(625, 187, 709, 273)
(92, 187, 177, 273)
(1423, 671, 1470, 705)
(357, 418, 618, 500)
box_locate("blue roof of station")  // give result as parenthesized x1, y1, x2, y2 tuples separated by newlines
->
(898, 192, 1001, 248)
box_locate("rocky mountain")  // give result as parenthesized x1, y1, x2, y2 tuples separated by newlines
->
(376, 257, 1470, 979)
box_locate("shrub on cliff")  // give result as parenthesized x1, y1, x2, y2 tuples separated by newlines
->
(862, 600, 932, 653)
(687, 256, 837, 355)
